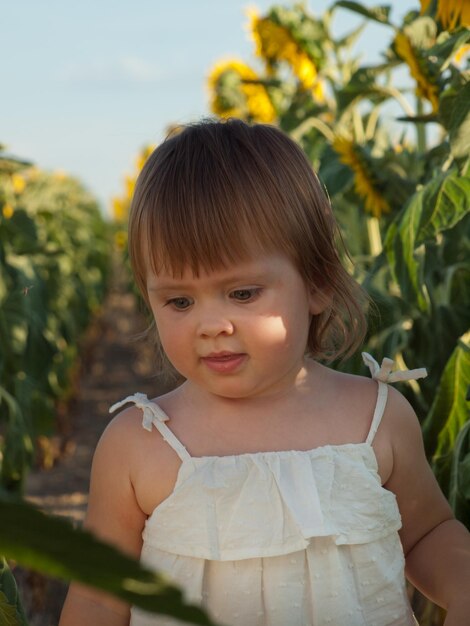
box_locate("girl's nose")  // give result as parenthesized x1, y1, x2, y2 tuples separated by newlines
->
(196, 310, 235, 338)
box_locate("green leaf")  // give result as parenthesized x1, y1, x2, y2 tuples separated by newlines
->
(1, 210, 38, 254)
(448, 81, 470, 162)
(416, 169, 470, 244)
(0, 496, 221, 625)
(384, 192, 430, 312)
(318, 145, 354, 196)
(333, 1, 392, 25)
(422, 333, 470, 497)
(395, 114, 437, 124)
(428, 27, 470, 72)
(336, 65, 397, 111)
(0, 558, 28, 626)
(384, 170, 470, 311)
(336, 21, 367, 49)
(0, 593, 21, 626)
(449, 414, 470, 527)
(0, 156, 33, 175)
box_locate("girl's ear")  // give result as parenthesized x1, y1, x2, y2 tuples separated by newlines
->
(308, 287, 333, 315)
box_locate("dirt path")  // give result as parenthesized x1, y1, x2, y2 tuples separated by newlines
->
(14, 253, 174, 625)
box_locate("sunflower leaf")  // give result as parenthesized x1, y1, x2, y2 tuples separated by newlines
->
(333, 1, 392, 25)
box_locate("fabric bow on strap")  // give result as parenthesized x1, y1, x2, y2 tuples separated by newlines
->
(109, 392, 169, 432)
(362, 352, 427, 384)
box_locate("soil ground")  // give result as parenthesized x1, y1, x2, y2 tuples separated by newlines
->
(12, 253, 175, 625)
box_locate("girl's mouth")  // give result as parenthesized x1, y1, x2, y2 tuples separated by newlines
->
(201, 353, 247, 374)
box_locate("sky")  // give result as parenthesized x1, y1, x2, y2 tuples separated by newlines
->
(2, 0, 416, 217)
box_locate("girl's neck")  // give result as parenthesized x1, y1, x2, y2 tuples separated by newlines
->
(178, 358, 326, 421)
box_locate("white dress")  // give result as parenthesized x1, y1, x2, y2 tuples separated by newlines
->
(109, 354, 427, 626)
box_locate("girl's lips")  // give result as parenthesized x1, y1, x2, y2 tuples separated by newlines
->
(201, 353, 247, 374)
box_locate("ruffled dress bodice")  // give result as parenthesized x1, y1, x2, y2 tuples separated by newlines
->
(109, 354, 427, 626)
(142, 443, 401, 561)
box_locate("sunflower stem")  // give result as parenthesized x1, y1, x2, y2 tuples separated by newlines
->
(366, 216, 382, 257)
(416, 96, 426, 154)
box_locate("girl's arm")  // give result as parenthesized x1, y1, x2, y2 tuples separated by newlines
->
(59, 411, 147, 626)
(383, 386, 470, 624)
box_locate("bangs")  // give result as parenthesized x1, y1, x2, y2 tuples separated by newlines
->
(144, 170, 279, 277)
(130, 120, 301, 279)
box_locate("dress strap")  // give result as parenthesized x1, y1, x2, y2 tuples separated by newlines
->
(366, 381, 388, 445)
(362, 352, 428, 445)
(109, 393, 192, 462)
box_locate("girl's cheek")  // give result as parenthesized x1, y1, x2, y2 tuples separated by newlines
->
(257, 315, 289, 343)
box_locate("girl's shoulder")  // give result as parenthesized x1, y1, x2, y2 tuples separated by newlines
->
(98, 401, 153, 459)
(99, 397, 178, 469)
(317, 365, 422, 484)
(100, 395, 184, 516)
(317, 361, 418, 427)
(313, 363, 381, 420)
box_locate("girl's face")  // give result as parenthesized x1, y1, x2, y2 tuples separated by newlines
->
(146, 253, 326, 400)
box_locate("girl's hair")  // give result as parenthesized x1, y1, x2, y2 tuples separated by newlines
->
(128, 117, 370, 366)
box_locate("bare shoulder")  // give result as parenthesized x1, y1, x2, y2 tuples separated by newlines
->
(84, 399, 179, 547)
(86, 404, 151, 532)
(97, 398, 176, 465)
(88, 403, 155, 491)
(97, 403, 150, 455)
(99, 395, 186, 518)
(317, 364, 381, 425)
(313, 365, 394, 481)
(373, 382, 429, 467)
(320, 365, 420, 439)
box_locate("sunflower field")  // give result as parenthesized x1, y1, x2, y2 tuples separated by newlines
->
(0, 151, 112, 493)
(0, 147, 121, 622)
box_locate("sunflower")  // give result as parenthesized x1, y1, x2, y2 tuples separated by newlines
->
(333, 136, 390, 218)
(111, 144, 157, 223)
(114, 230, 127, 251)
(419, 0, 433, 13)
(246, 7, 323, 100)
(2, 202, 14, 219)
(207, 59, 276, 123)
(437, 0, 470, 30)
(112, 197, 126, 222)
(11, 173, 26, 194)
(394, 32, 440, 113)
(454, 43, 470, 64)
(125, 174, 135, 199)
(136, 145, 156, 173)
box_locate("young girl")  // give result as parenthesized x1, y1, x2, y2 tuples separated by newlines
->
(60, 118, 470, 626)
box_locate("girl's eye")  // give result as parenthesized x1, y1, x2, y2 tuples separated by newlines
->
(230, 288, 261, 302)
(167, 297, 192, 310)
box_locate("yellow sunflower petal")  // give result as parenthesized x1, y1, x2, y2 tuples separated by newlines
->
(249, 14, 319, 93)
(12, 173, 26, 194)
(332, 136, 390, 217)
(394, 32, 439, 112)
(207, 58, 276, 122)
(420, 0, 433, 14)
(2, 202, 14, 219)
(437, 0, 470, 30)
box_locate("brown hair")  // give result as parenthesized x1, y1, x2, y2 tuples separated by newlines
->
(128, 117, 370, 366)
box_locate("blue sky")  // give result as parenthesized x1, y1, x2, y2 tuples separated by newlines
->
(2, 1, 415, 217)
